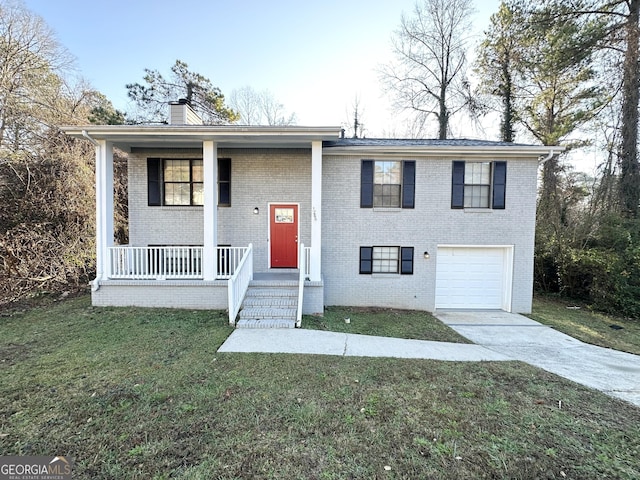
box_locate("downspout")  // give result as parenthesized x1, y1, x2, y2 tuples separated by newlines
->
(82, 130, 100, 146)
(83, 130, 102, 291)
(539, 149, 556, 164)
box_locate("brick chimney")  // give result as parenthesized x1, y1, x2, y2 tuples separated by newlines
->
(169, 98, 203, 125)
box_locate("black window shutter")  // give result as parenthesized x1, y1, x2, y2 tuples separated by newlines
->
(492, 161, 507, 209)
(147, 158, 161, 206)
(401, 247, 414, 275)
(361, 160, 374, 208)
(402, 161, 416, 208)
(451, 161, 465, 209)
(359, 247, 373, 274)
(218, 158, 231, 206)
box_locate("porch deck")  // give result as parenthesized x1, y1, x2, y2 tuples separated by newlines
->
(253, 271, 299, 282)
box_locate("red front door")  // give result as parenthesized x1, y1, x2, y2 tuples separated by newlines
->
(270, 204, 298, 268)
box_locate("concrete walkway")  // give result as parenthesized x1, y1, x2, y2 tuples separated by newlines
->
(217, 311, 640, 407)
(218, 328, 510, 361)
(435, 310, 640, 407)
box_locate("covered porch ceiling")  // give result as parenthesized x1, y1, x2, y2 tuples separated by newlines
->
(61, 125, 342, 151)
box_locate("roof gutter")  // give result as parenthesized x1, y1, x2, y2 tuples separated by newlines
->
(323, 145, 559, 157)
(82, 130, 100, 146)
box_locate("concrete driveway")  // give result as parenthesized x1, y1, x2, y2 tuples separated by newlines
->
(434, 310, 640, 407)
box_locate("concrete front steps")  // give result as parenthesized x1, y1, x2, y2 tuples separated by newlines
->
(236, 277, 299, 329)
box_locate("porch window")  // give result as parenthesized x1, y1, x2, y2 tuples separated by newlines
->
(451, 161, 507, 209)
(164, 159, 203, 206)
(360, 246, 414, 274)
(361, 160, 415, 208)
(148, 158, 232, 207)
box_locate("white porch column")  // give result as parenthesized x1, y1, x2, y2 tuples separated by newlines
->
(310, 140, 322, 281)
(95, 140, 114, 284)
(203, 140, 218, 280)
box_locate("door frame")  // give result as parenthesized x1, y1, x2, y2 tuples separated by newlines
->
(268, 202, 300, 269)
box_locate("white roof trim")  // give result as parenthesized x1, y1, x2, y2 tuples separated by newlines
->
(61, 125, 343, 150)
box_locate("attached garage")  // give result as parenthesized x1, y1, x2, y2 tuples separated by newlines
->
(435, 246, 514, 311)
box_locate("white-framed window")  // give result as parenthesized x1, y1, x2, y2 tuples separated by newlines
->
(360, 246, 414, 274)
(451, 161, 507, 210)
(464, 161, 491, 208)
(163, 159, 203, 206)
(148, 157, 232, 207)
(361, 160, 415, 209)
(374, 161, 402, 207)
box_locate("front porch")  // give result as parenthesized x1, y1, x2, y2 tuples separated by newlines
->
(61, 119, 339, 321)
(92, 244, 324, 326)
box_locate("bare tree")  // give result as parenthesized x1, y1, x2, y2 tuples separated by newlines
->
(380, 0, 475, 139)
(228, 86, 297, 126)
(342, 96, 366, 138)
(0, 0, 129, 304)
(0, 0, 73, 149)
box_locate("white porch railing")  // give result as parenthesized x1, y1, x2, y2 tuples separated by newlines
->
(303, 246, 311, 281)
(296, 243, 307, 327)
(110, 246, 204, 279)
(228, 243, 253, 326)
(109, 246, 248, 280)
(216, 246, 250, 279)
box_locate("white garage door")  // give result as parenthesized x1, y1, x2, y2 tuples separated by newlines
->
(435, 246, 512, 310)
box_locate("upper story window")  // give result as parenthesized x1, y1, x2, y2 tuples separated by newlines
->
(361, 160, 415, 209)
(464, 161, 491, 208)
(451, 161, 507, 209)
(375, 161, 401, 207)
(147, 158, 231, 206)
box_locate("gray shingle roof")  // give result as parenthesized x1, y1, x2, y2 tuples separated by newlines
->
(323, 138, 539, 148)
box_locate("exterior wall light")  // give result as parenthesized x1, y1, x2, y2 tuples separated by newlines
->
(253, 207, 259, 215)
(423, 251, 430, 259)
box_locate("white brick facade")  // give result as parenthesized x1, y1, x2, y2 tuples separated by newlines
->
(321, 154, 538, 313)
(60, 123, 559, 316)
(118, 146, 539, 313)
(128, 148, 313, 271)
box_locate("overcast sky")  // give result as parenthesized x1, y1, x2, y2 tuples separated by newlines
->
(23, 0, 503, 137)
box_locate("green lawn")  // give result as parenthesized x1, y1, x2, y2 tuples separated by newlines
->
(303, 306, 471, 343)
(530, 295, 640, 355)
(1, 295, 639, 479)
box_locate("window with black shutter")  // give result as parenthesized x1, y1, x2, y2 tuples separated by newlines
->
(218, 158, 231, 206)
(147, 158, 232, 207)
(361, 160, 415, 209)
(147, 158, 161, 206)
(359, 247, 373, 274)
(359, 246, 414, 275)
(401, 247, 414, 274)
(451, 161, 507, 209)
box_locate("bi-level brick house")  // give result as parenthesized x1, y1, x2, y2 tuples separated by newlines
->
(62, 102, 560, 327)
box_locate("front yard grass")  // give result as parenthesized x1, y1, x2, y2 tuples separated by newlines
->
(530, 295, 640, 355)
(1, 294, 639, 479)
(303, 306, 471, 343)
